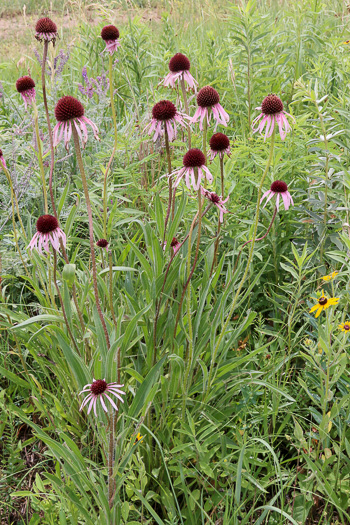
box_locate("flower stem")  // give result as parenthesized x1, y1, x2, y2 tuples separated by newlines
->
(180, 76, 191, 148)
(53, 250, 80, 354)
(153, 204, 212, 357)
(163, 126, 173, 242)
(232, 205, 278, 276)
(206, 129, 276, 392)
(181, 186, 202, 416)
(210, 156, 225, 274)
(72, 126, 110, 349)
(174, 183, 202, 338)
(103, 54, 118, 238)
(33, 101, 48, 214)
(41, 40, 57, 218)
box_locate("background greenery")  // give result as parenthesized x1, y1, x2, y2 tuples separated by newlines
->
(1, 0, 350, 523)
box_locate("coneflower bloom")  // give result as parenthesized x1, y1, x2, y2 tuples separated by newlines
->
(29, 215, 66, 254)
(261, 180, 294, 211)
(79, 379, 125, 416)
(172, 148, 213, 191)
(0, 149, 7, 169)
(201, 187, 229, 223)
(53, 96, 99, 150)
(96, 238, 109, 251)
(322, 271, 338, 282)
(309, 291, 339, 318)
(191, 86, 229, 131)
(146, 100, 186, 142)
(252, 94, 295, 141)
(339, 322, 350, 333)
(209, 133, 230, 160)
(35, 17, 58, 44)
(101, 25, 120, 54)
(16, 76, 36, 110)
(163, 237, 181, 254)
(161, 53, 197, 90)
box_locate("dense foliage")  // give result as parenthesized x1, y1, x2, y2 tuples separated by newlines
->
(1, 0, 350, 523)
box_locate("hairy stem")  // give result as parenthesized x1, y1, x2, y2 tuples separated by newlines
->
(206, 129, 276, 392)
(33, 101, 48, 214)
(72, 126, 110, 349)
(163, 126, 173, 242)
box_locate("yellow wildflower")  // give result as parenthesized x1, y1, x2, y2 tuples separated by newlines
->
(134, 432, 144, 444)
(321, 271, 338, 282)
(309, 291, 339, 318)
(339, 322, 350, 333)
(343, 40, 350, 45)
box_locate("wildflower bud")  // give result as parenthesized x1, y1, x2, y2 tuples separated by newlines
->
(62, 264, 76, 286)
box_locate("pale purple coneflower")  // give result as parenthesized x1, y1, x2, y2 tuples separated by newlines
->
(53, 96, 99, 151)
(163, 237, 181, 254)
(161, 53, 197, 90)
(101, 25, 120, 54)
(0, 149, 7, 169)
(28, 215, 66, 254)
(146, 100, 187, 142)
(172, 148, 213, 191)
(260, 180, 294, 211)
(252, 94, 295, 141)
(35, 17, 58, 44)
(96, 238, 109, 252)
(16, 76, 36, 110)
(209, 133, 230, 161)
(201, 187, 229, 223)
(79, 379, 125, 416)
(191, 86, 229, 131)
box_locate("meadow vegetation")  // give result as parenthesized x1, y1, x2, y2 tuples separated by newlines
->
(1, 0, 350, 523)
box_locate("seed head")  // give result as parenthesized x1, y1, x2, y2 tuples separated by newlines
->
(209, 133, 230, 151)
(36, 215, 59, 234)
(261, 95, 284, 115)
(90, 379, 108, 395)
(318, 297, 328, 306)
(152, 100, 177, 121)
(96, 239, 109, 248)
(55, 96, 84, 122)
(16, 76, 35, 93)
(270, 180, 288, 193)
(197, 86, 220, 108)
(169, 53, 190, 72)
(183, 148, 206, 168)
(35, 17, 57, 34)
(101, 25, 119, 41)
(208, 192, 220, 203)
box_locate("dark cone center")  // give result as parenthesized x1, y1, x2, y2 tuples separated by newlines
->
(270, 180, 288, 193)
(91, 379, 108, 395)
(16, 76, 35, 93)
(197, 86, 220, 108)
(209, 132, 230, 151)
(169, 53, 190, 72)
(55, 96, 84, 122)
(183, 148, 206, 168)
(261, 95, 284, 115)
(318, 297, 328, 306)
(36, 215, 59, 234)
(152, 100, 177, 121)
(35, 17, 57, 34)
(101, 25, 119, 41)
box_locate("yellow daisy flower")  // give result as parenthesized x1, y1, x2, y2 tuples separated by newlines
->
(134, 432, 144, 444)
(339, 322, 350, 333)
(321, 271, 338, 282)
(343, 40, 350, 45)
(309, 291, 339, 318)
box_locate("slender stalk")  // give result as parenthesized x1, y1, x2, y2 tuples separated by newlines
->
(33, 101, 48, 214)
(206, 129, 276, 391)
(211, 156, 225, 274)
(180, 76, 191, 148)
(174, 184, 203, 338)
(72, 126, 110, 349)
(316, 102, 329, 264)
(163, 126, 173, 242)
(232, 206, 278, 276)
(109, 252, 118, 330)
(181, 187, 202, 415)
(40, 42, 86, 342)
(108, 413, 115, 508)
(41, 40, 57, 218)
(153, 204, 212, 357)
(103, 54, 118, 237)
(53, 250, 80, 354)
